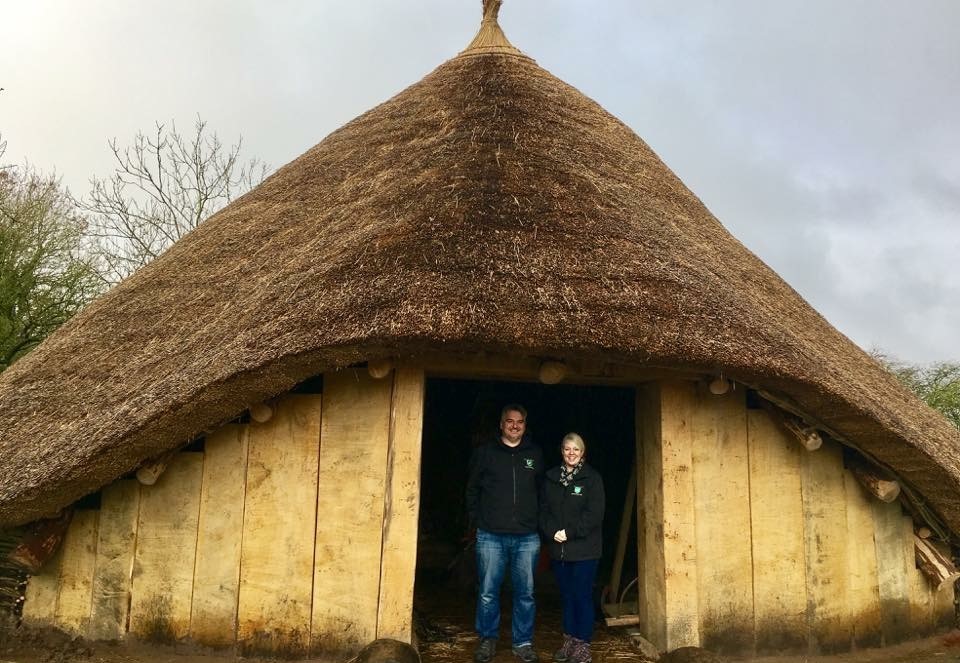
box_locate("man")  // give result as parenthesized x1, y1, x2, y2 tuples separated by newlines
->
(466, 404, 544, 663)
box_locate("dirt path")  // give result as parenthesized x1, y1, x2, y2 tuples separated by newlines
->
(1, 630, 959, 663)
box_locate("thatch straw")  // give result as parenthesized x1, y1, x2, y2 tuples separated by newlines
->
(462, 0, 525, 57)
(0, 6, 958, 532)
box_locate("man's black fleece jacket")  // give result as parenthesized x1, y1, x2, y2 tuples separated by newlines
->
(465, 438, 544, 534)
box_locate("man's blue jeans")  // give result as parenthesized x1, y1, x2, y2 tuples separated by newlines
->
(475, 529, 540, 646)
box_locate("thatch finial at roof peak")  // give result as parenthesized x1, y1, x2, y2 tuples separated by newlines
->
(460, 0, 528, 58)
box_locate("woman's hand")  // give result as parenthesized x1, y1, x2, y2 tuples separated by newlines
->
(553, 529, 567, 543)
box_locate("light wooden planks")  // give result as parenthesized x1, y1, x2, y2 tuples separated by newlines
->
(658, 382, 701, 650)
(934, 576, 956, 629)
(843, 470, 881, 648)
(312, 370, 393, 656)
(191, 424, 250, 647)
(872, 499, 911, 644)
(376, 367, 425, 642)
(54, 509, 99, 635)
(691, 385, 753, 654)
(22, 539, 66, 627)
(89, 481, 141, 640)
(636, 386, 666, 648)
(237, 394, 321, 657)
(800, 440, 851, 653)
(905, 516, 934, 636)
(747, 408, 807, 653)
(129, 452, 203, 642)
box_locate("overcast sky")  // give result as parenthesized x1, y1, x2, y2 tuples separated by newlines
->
(2, 1, 958, 364)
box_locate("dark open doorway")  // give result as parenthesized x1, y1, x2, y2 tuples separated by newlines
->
(414, 377, 637, 647)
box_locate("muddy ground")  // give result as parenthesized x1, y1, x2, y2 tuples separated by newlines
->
(1, 621, 958, 663)
(2, 591, 958, 663)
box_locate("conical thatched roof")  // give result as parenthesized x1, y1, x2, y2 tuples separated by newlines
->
(1, 4, 958, 530)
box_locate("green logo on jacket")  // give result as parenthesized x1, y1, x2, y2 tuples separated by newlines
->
(524, 458, 535, 469)
(573, 486, 583, 495)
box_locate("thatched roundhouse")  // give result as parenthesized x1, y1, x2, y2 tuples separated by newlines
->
(2, 2, 958, 658)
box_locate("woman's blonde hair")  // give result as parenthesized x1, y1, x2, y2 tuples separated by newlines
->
(561, 432, 586, 454)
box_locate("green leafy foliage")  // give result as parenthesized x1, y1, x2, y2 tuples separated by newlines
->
(0, 143, 102, 371)
(875, 351, 960, 430)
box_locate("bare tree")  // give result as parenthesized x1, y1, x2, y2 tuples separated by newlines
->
(0, 137, 102, 371)
(80, 118, 268, 284)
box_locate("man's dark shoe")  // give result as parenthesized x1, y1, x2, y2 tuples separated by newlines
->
(474, 638, 497, 663)
(512, 644, 540, 663)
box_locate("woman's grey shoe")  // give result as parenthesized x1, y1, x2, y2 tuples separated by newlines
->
(553, 635, 575, 662)
(474, 638, 497, 663)
(569, 639, 591, 663)
(512, 644, 540, 663)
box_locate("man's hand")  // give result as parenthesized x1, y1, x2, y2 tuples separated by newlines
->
(553, 529, 567, 543)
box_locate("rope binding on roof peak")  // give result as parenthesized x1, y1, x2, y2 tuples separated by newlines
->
(460, 0, 529, 59)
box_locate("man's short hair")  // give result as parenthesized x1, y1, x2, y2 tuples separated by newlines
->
(500, 403, 527, 421)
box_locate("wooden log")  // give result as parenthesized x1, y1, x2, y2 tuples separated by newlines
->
(747, 408, 808, 653)
(89, 481, 140, 641)
(848, 460, 900, 503)
(782, 417, 822, 451)
(135, 450, 178, 486)
(249, 402, 273, 423)
(915, 536, 960, 591)
(376, 367, 426, 642)
(605, 614, 641, 627)
(538, 360, 567, 385)
(757, 398, 822, 451)
(237, 395, 321, 657)
(312, 370, 393, 655)
(7, 509, 73, 573)
(368, 357, 395, 379)
(916, 526, 932, 540)
(191, 424, 249, 647)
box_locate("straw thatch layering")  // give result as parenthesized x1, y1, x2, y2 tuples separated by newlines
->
(0, 0, 958, 538)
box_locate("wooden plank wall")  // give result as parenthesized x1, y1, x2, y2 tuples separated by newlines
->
(637, 380, 955, 656)
(89, 481, 140, 640)
(22, 373, 954, 655)
(747, 408, 808, 653)
(237, 394, 321, 657)
(312, 371, 392, 655)
(690, 384, 753, 654)
(22, 368, 425, 657)
(376, 367, 426, 641)
(191, 424, 249, 647)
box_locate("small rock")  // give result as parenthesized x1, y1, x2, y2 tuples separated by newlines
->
(628, 632, 660, 660)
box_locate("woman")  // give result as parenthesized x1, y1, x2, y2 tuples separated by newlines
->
(540, 433, 605, 663)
